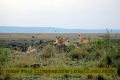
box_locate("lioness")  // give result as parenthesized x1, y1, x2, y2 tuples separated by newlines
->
(78, 35, 90, 45)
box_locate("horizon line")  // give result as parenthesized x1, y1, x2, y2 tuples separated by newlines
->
(0, 26, 120, 30)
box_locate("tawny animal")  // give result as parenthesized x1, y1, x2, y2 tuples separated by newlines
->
(53, 36, 59, 44)
(78, 35, 90, 45)
(53, 36, 70, 46)
(64, 38, 70, 46)
(12, 50, 21, 56)
(26, 45, 37, 54)
(53, 36, 64, 45)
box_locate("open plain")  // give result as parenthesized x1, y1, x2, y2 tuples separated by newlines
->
(0, 33, 120, 80)
(0, 33, 120, 48)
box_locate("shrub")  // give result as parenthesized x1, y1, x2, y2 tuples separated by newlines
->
(39, 40, 44, 44)
(69, 48, 84, 60)
(66, 43, 76, 53)
(40, 45, 56, 58)
(0, 48, 13, 66)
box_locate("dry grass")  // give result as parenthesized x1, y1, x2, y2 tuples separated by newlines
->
(0, 32, 120, 80)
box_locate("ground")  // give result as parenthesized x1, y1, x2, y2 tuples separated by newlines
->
(0, 33, 120, 80)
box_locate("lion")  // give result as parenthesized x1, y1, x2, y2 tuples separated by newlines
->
(78, 35, 90, 45)
(26, 45, 37, 54)
(53, 36, 70, 46)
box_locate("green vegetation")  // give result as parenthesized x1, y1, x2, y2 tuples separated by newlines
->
(39, 40, 44, 45)
(0, 32, 120, 80)
(0, 48, 13, 66)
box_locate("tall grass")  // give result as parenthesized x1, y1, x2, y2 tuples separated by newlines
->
(0, 31, 120, 80)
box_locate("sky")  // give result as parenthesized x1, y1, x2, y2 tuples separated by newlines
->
(0, 0, 120, 29)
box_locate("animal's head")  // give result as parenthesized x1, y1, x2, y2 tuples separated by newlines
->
(29, 45, 32, 48)
(27, 45, 32, 51)
(78, 35, 83, 39)
(64, 38, 70, 46)
(53, 36, 60, 44)
(65, 38, 69, 42)
(56, 36, 60, 40)
(78, 35, 87, 42)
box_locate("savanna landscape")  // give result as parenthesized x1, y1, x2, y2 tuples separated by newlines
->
(0, 31, 120, 80)
(1, 0, 120, 80)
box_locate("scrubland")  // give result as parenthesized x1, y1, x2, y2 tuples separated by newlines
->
(0, 31, 120, 80)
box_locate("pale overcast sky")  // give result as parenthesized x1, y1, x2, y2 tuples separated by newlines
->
(0, 0, 120, 29)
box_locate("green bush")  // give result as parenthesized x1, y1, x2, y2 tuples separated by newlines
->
(39, 40, 44, 44)
(40, 45, 57, 58)
(0, 48, 13, 66)
(66, 43, 76, 53)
